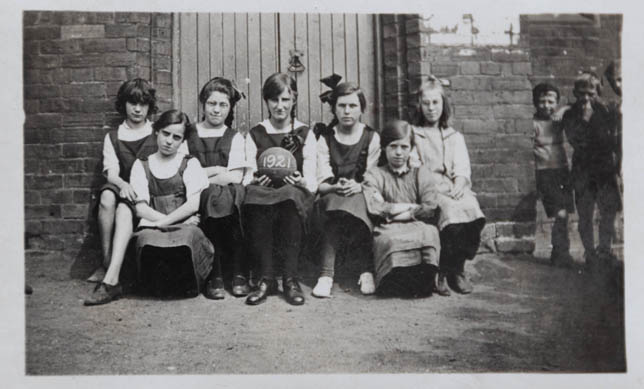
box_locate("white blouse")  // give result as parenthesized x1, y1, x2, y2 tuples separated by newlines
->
(195, 123, 256, 185)
(246, 119, 318, 193)
(102, 120, 188, 177)
(129, 152, 209, 205)
(316, 124, 381, 185)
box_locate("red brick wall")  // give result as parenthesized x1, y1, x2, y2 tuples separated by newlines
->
(23, 11, 173, 261)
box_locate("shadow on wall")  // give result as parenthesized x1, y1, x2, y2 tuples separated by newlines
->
(69, 161, 106, 280)
(69, 116, 145, 279)
(513, 191, 537, 224)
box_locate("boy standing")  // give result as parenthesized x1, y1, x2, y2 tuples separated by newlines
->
(532, 83, 574, 266)
(562, 72, 621, 270)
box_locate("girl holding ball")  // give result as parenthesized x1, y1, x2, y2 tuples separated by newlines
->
(242, 73, 318, 306)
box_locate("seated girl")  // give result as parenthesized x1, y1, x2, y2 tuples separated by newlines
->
(187, 77, 254, 299)
(243, 72, 318, 306)
(83, 110, 213, 305)
(411, 76, 485, 295)
(312, 81, 381, 298)
(88, 78, 158, 283)
(362, 120, 442, 296)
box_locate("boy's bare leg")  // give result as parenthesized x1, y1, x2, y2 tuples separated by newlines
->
(551, 209, 572, 265)
(576, 187, 597, 264)
(597, 183, 620, 259)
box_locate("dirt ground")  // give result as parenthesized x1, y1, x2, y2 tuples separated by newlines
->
(25, 252, 625, 375)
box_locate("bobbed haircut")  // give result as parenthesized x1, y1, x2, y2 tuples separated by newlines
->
(574, 71, 602, 96)
(378, 119, 415, 166)
(198, 77, 242, 127)
(152, 109, 193, 140)
(413, 76, 451, 129)
(532, 83, 561, 107)
(115, 78, 158, 117)
(329, 82, 367, 115)
(262, 72, 298, 120)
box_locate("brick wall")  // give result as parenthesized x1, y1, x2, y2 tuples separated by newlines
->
(23, 11, 173, 263)
(521, 14, 622, 105)
(381, 13, 622, 254)
(22, 12, 622, 262)
(522, 14, 623, 257)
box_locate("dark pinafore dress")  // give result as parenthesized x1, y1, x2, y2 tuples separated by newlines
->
(186, 127, 246, 228)
(100, 130, 158, 211)
(316, 125, 375, 234)
(132, 155, 215, 293)
(243, 123, 314, 231)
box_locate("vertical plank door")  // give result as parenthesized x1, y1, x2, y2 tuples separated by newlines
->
(173, 12, 381, 133)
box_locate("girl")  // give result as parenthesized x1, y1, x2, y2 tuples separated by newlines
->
(188, 77, 254, 299)
(411, 77, 485, 296)
(362, 120, 441, 296)
(88, 78, 158, 283)
(312, 81, 381, 298)
(243, 73, 318, 306)
(84, 110, 212, 305)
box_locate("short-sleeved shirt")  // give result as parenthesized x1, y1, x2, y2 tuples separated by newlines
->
(316, 123, 381, 185)
(246, 119, 318, 193)
(194, 123, 256, 185)
(130, 152, 209, 205)
(102, 120, 153, 175)
(103, 120, 189, 176)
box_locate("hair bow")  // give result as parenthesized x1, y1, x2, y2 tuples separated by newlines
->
(281, 133, 304, 154)
(319, 73, 343, 105)
(230, 79, 247, 103)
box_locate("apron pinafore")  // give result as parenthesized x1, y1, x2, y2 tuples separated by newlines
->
(132, 155, 214, 294)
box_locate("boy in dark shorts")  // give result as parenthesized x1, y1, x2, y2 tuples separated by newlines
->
(562, 72, 621, 270)
(532, 83, 574, 266)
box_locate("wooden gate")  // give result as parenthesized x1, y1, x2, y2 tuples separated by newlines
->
(173, 13, 383, 133)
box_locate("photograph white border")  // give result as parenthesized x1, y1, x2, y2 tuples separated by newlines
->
(3, 0, 643, 388)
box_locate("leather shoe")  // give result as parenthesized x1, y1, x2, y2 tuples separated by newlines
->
(83, 282, 122, 306)
(231, 275, 251, 297)
(283, 277, 305, 306)
(433, 271, 451, 296)
(204, 277, 226, 300)
(448, 272, 473, 294)
(245, 278, 277, 305)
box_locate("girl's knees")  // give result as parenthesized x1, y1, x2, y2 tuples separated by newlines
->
(99, 190, 117, 210)
(115, 202, 134, 218)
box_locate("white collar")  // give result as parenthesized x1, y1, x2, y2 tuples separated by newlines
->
(196, 123, 228, 137)
(332, 123, 365, 143)
(388, 163, 410, 176)
(121, 119, 152, 131)
(413, 125, 455, 139)
(260, 118, 306, 134)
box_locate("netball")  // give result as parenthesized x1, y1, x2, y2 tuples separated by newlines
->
(257, 147, 297, 187)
